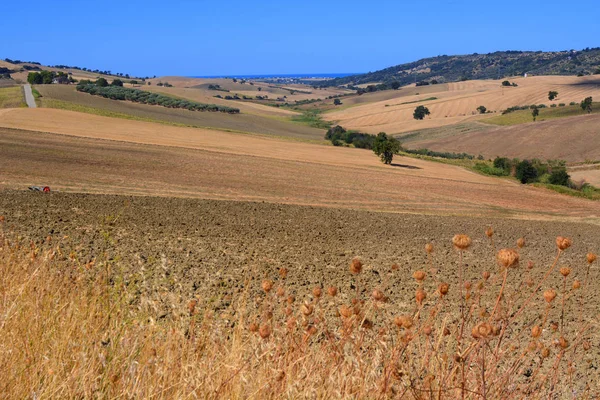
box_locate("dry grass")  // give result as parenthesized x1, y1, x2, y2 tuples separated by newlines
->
(1, 219, 598, 398)
(0, 86, 25, 108)
(324, 76, 600, 134)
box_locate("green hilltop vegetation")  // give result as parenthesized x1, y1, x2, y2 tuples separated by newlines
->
(321, 48, 600, 87)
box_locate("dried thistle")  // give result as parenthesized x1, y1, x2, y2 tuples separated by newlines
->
(413, 270, 426, 282)
(543, 289, 557, 303)
(262, 280, 274, 293)
(278, 267, 288, 279)
(559, 267, 571, 277)
(438, 282, 449, 296)
(482, 271, 491, 281)
(425, 243, 434, 254)
(258, 324, 271, 339)
(485, 227, 494, 238)
(497, 248, 520, 268)
(587, 253, 597, 264)
(531, 325, 542, 338)
(327, 286, 337, 297)
(516, 237, 525, 248)
(556, 236, 572, 251)
(452, 234, 472, 250)
(573, 280, 581, 289)
(312, 287, 322, 298)
(372, 289, 385, 301)
(350, 257, 363, 274)
(415, 289, 426, 305)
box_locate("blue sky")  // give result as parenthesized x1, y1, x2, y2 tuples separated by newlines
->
(2, 0, 599, 77)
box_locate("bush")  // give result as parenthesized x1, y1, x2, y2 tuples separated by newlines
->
(413, 105, 430, 120)
(473, 163, 507, 176)
(548, 169, 570, 186)
(372, 132, 401, 164)
(476, 105, 487, 114)
(516, 160, 538, 184)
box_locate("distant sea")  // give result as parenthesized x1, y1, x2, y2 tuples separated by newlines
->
(191, 73, 359, 79)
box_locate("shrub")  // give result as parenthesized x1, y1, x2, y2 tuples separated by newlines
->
(548, 169, 570, 186)
(413, 105, 430, 120)
(476, 105, 487, 114)
(372, 132, 401, 164)
(516, 160, 539, 184)
(473, 163, 507, 176)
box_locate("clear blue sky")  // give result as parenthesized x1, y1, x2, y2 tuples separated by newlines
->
(2, 0, 599, 77)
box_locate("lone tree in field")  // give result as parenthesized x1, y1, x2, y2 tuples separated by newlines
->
(372, 132, 401, 164)
(548, 91, 558, 101)
(531, 105, 539, 121)
(581, 96, 593, 113)
(334, 98, 342, 106)
(477, 105, 487, 114)
(413, 105, 430, 120)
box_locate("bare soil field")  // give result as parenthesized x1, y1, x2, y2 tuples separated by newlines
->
(1, 189, 598, 311)
(406, 114, 600, 163)
(34, 85, 325, 140)
(571, 168, 600, 187)
(1, 118, 599, 220)
(324, 76, 600, 134)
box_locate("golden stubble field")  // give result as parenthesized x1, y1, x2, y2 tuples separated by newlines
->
(1, 108, 599, 221)
(324, 76, 600, 134)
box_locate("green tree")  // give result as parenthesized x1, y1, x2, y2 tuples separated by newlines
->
(476, 105, 487, 114)
(548, 91, 558, 101)
(27, 72, 43, 84)
(531, 105, 539, 121)
(516, 160, 538, 184)
(333, 98, 342, 106)
(111, 79, 123, 87)
(372, 132, 401, 164)
(391, 81, 401, 90)
(548, 169, 570, 186)
(501, 80, 511, 87)
(581, 96, 593, 113)
(96, 77, 108, 87)
(413, 105, 430, 120)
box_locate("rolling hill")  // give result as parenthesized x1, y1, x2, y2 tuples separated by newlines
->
(323, 48, 600, 87)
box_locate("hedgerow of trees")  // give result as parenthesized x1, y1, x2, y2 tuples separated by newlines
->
(27, 70, 74, 85)
(325, 125, 375, 149)
(76, 83, 240, 113)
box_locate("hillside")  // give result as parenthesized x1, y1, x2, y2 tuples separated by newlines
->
(323, 75, 600, 134)
(324, 48, 600, 86)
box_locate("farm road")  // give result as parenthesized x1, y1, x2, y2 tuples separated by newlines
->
(23, 84, 36, 108)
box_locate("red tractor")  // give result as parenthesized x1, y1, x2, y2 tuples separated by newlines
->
(29, 186, 51, 193)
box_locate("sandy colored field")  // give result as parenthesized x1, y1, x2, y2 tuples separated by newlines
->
(142, 84, 297, 118)
(147, 76, 351, 102)
(406, 113, 600, 163)
(325, 75, 600, 134)
(35, 85, 325, 140)
(1, 109, 599, 221)
(571, 168, 600, 187)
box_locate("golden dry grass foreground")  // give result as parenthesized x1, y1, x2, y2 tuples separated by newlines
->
(325, 76, 600, 134)
(1, 107, 599, 221)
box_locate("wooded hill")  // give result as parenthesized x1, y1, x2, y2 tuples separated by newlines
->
(323, 48, 600, 87)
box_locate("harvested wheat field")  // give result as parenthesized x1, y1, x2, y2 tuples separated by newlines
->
(1, 191, 599, 398)
(325, 76, 600, 134)
(405, 113, 600, 163)
(1, 110, 599, 220)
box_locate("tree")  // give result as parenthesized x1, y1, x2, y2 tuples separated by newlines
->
(413, 105, 430, 120)
(372, 132, 401, 164)
(96, 77, 108, 87)
(548, 91, 558, 101)
(548, 169, 570, 186)
(501, 80, 511, 87)
(516, 160, 538, 184)
(111, 79, 123, 87)
(531, 105, 539, 121)
(476, 105, 487, 114)
(334, 98, 342, 106)
(581, 96, 593, 113)
(27, 72, 43, 84)
(391, 81, 401, 90)
(257, 87, 262, 91)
